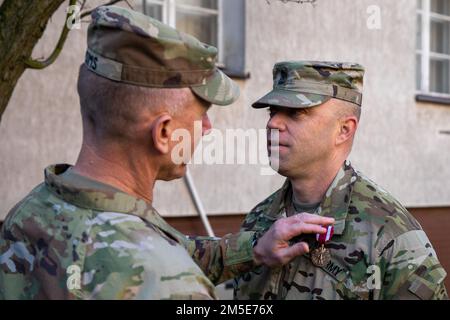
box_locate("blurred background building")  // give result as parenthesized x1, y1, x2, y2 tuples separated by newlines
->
(1, 0, 449, 293)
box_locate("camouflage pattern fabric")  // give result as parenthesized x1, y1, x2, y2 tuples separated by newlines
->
(85, 5, 239, 106)
(0, 164, 255, 299)
(252, 61, 364, 109)
(234, 161, 448, 300)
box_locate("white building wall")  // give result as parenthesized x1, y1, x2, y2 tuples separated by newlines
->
(1, 0, 449, 220)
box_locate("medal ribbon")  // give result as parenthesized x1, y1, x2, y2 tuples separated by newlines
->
(316, 225, 334, 244)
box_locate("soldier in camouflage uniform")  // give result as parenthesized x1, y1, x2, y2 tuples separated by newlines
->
(0, 7, 333, 300)
(234, 61, 448, 300)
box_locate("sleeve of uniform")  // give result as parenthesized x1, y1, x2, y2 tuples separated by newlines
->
(380, 229, 448, 300)
(175, 200, 274, 285)
(80, 221, 217, 300)
(179, 231, 257, 285)
(0, 234, 34, 300)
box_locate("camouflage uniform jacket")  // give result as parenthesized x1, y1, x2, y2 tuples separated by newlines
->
(234, 161, 448, 300)
(0, 164, 255, 299)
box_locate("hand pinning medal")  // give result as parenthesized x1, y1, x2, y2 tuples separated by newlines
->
(311, 225, 334, 267)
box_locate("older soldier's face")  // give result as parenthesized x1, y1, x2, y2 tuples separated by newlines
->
(266, 100, 339, 178)
(162, 91, 212, 180)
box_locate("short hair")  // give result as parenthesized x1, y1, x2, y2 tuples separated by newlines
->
(330, 98, 360, 153)
(77, 64, 192, 140)
(332, 98, 361, 121)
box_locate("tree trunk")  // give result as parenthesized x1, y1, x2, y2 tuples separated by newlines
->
(0, 0, 66, 122)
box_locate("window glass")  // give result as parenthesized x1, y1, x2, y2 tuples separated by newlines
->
(176, 9, 218, 46)
(430, 58, 450, 93)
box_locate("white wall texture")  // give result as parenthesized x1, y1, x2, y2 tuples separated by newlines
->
(1, 0, 449, 220)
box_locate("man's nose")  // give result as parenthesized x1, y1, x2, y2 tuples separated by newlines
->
(267, 112, 285, 131)
(202, 114, 212, 136)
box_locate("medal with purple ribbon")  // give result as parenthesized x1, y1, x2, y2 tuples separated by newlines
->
(311, 225, 334, 267)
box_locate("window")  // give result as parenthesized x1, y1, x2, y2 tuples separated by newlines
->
(141, 0, 222, 62)
(417, 0, 450, 99)
(139, 0, 248, 78)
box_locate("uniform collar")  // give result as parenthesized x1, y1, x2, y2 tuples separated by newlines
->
(317, 160, 357, 234)
(44, 164, 183, 239)
(267, 160, 357, 235)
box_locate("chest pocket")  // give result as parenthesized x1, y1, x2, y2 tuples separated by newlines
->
(318, 255, 374, 300)
(284, 252, 372, 300)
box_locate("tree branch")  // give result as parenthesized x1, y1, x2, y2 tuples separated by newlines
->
(24, 0, 77, 69)
(24, 0, 129, 70)
(266, 0, 317, 4)
(0, 0, 130, 121)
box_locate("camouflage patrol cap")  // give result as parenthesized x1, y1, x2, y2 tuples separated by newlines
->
(252, 61, 365, 109)
(84, 5, 239, 106)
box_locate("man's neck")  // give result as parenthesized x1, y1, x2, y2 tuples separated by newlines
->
(290, 159, 345, 205)
(72, 143, 156, 203)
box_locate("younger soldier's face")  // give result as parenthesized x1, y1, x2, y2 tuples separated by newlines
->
(266, 100, 340, 177)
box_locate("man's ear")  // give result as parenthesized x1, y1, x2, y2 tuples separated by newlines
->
(150, 113, 173, 154)
(336, 116, 358, 146)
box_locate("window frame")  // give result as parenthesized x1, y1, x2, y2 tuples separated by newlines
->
(416, 0, 450, 103)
